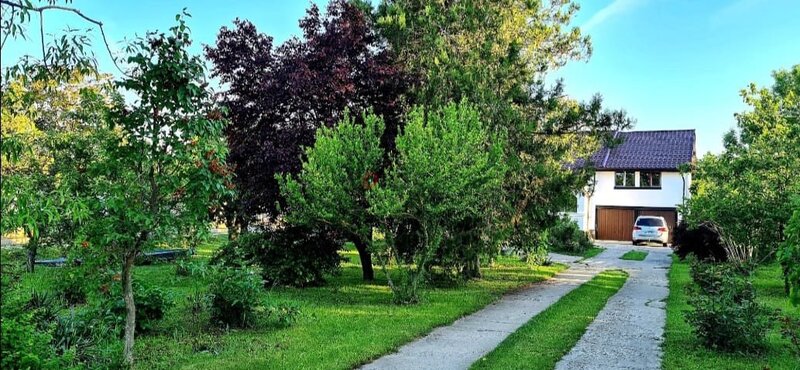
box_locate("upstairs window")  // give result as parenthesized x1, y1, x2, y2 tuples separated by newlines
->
(614, 171, 635, 187)
(640, 171, 661, 188)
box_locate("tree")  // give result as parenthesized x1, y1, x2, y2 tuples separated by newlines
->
(369, 101, 506, 303)
(279, 111, 385, 281)
(79, 14, 231, 365)
(204, 0, 406, 221)
(1, 73, 112, 272)
(685, 65, 800, 265)
(376, 0, 631, 260)
(206, 0, 409, 280)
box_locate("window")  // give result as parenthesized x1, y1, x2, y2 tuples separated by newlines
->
(614, 171, 635, 187)
(640, 171, 661, 188)
(636, 217, 665, 227)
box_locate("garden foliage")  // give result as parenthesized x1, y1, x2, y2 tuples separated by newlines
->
(212, 226, 343, 287)
(671, 221, 727, 262)
(686, 258, 772, 352)
(544, 216, 594, 256)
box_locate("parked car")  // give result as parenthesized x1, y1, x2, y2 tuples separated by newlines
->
(632, 216, 669, 246)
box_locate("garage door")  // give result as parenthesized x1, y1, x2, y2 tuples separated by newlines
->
(596, 207, 636, 241)
(596, 207, 678, 241)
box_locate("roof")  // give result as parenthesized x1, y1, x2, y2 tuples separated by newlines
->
(586, 129, 695, 171)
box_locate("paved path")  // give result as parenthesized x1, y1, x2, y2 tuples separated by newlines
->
(361, 263, 603, 370)
(556, 243, 672, 370)
(361, 243, 672, 370)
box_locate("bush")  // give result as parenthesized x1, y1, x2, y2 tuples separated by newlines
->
(672, 221, 727, 262)
(208, 267, 263, 328)
(175, 258, 209, 278)
(545, 216, 593, 255)
(212, 225, 343, 287)
(1, 316, 61, 370)
(54, 269, 87, 306)
(686, 259, 772, 352)
(101, 281, 173, 335)
(26, 289, 62, 329)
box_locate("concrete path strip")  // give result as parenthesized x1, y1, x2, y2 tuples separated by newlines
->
(556, 244, 672, 370)
(360, 264, 602, 370)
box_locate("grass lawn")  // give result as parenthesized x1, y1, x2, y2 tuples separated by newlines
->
(471, 269, 629, 370)
(10, 239, 566, 370)
(663, 256, 800, 370)
(619, 250, 648, 261)
(553, 246, 605, 260)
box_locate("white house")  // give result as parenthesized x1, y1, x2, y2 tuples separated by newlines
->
(569, 130, 696, 241)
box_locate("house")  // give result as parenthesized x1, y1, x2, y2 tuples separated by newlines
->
(569, 129, 696, 242)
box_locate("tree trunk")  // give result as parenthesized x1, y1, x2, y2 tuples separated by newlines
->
(353, 238, 374, 281)
(25, 242, 37, 273)
(122, 252, 137, 366)
(463, 255, 481, 279)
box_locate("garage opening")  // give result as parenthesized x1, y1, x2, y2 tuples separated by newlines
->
(595, 206, 677, 242)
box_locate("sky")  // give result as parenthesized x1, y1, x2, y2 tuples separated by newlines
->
(2, 0, 799, 155)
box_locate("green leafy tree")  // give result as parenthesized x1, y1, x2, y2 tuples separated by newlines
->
(376, 0, 631, 260)
(685, 65, 800, 265)
(78, 14, 231, 365)
(369, 102, 506, 303)
(1, 73, 111, 271)
(279, 111, 385, 280)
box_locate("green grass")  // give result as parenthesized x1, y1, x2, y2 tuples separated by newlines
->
(663, 256, 800, 370)
(9, 240, 566, 370)
(471, 269, 629, 370)
(619, 250, 648, 261)
(554, 246, 605, 260)
(580, 247, 605, 260)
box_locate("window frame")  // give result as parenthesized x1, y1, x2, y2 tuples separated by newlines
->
(639, 171, 662, 189)
(614, 171, 636, 188)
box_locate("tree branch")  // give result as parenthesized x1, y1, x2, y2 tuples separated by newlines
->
(1, 0, 127, 75)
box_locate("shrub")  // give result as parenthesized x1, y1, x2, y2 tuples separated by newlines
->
(26, 289, 62, 329)
(175, 259, 209, 278)
(54, 269, 87, 305)
(101, 281, 173, 334)
(267, 303, 301, 327)
(212, 225, 343, 287)
(545, 216, 593, 255)
(778, 314, 800, 356)
(672, 221, 727, 262)
(686, 259, 772, 352)
(0, 316, 61, 370)
(208, 267, 263, 328)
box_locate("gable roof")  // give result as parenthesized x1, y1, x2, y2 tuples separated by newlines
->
(587, 129, 696, 171)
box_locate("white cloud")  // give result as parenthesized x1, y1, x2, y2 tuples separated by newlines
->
(582, 0, 646, 32)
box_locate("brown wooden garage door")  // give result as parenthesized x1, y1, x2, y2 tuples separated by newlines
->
(596, 207, 678, 241)
(596, 207, 636, 241)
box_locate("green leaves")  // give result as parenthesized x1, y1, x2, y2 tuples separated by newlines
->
(279, 110, 385, 240)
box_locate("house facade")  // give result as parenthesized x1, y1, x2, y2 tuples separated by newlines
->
(569, 130, 696, 241)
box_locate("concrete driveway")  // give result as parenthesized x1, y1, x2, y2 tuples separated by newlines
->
(556, 243, 673, 370)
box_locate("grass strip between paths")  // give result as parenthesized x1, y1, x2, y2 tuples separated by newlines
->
(619, 250, 648, 261)
(471, 269, 629, 370)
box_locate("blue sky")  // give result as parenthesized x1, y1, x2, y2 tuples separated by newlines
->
(3, 0, 798, 154)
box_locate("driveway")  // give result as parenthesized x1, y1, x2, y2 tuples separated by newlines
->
(556, 243, 672, 370)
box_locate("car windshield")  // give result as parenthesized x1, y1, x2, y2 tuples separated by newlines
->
(636, 218, 664, 227)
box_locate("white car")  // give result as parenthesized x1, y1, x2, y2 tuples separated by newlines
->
(632, 216, 669, 246)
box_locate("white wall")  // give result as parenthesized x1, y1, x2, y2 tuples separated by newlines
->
(576, 171, 691, 234)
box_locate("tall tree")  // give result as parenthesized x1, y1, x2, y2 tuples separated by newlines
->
(685, 65, 800, 264)
(206, 0, 409, 280)
(1, 72, 113, 272)
(377, 0, 631, 259)
(80, 14, 231, 364)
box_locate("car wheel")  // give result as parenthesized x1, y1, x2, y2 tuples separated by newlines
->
(632, 240, 639, 246)
(662, 243, 668, 247)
